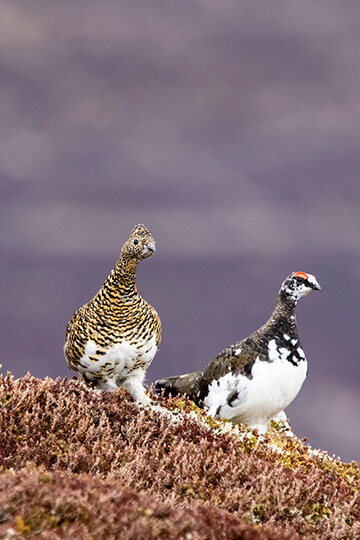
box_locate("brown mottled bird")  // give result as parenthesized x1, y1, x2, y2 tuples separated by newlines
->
(64, 224, 161, 402)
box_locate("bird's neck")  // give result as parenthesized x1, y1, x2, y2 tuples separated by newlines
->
(266, 293, 298, 333)
(103, 256, 139, 300)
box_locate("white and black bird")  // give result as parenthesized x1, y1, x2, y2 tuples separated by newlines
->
(156, 271, 321, 433)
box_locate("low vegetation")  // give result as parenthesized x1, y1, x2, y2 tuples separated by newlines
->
(0, 371, 359, 538)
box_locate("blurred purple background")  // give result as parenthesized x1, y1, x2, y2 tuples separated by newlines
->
(2, 1, 360, 463)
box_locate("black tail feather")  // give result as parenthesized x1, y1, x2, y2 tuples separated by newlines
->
(155, 376, 183, 398)
(155, 370, 201, 401)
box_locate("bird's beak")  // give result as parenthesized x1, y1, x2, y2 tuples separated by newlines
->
(312, 279, 321, 291)
(142, 242, 156, 257)
(307, 274, 321, 291)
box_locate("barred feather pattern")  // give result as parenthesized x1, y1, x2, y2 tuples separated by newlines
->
(64, 225, 161, 400)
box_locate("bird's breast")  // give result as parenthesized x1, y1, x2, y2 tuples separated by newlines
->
(76, 333, 158, 379)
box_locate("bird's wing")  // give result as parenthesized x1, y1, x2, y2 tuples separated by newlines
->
(198, 342, 261, 400)
(64, 306, 98, 368)
(152, 308, 162, 346)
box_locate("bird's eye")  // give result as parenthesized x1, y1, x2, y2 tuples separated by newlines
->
(133, 239, 139, 246)
(295, 277, 304, 284)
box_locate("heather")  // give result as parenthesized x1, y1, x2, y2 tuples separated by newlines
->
(0, 372, 359, 538)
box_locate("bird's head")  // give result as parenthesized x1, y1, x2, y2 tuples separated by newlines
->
(122, 224, 156, 261)
(280, 271, 321, 302)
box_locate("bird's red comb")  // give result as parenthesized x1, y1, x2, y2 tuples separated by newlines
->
(294, 271, 309, 280)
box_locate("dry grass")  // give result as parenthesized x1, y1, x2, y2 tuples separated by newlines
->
(0, 372, 359, 538)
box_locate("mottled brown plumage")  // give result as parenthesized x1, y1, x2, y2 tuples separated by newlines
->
(64, 224, 161, 401)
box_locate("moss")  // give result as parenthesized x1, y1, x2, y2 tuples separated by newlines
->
(1, 393, 12, 404)
(38, 471, 54, 484)
(180, 485, 197, 499)
(252, 504, 265, 523)
(14, 515, 31, 535)
(303, 501, 331, 526)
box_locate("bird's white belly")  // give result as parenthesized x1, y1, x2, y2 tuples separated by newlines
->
(204, 355, 307, 432)
(78, 334, 157, 391)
